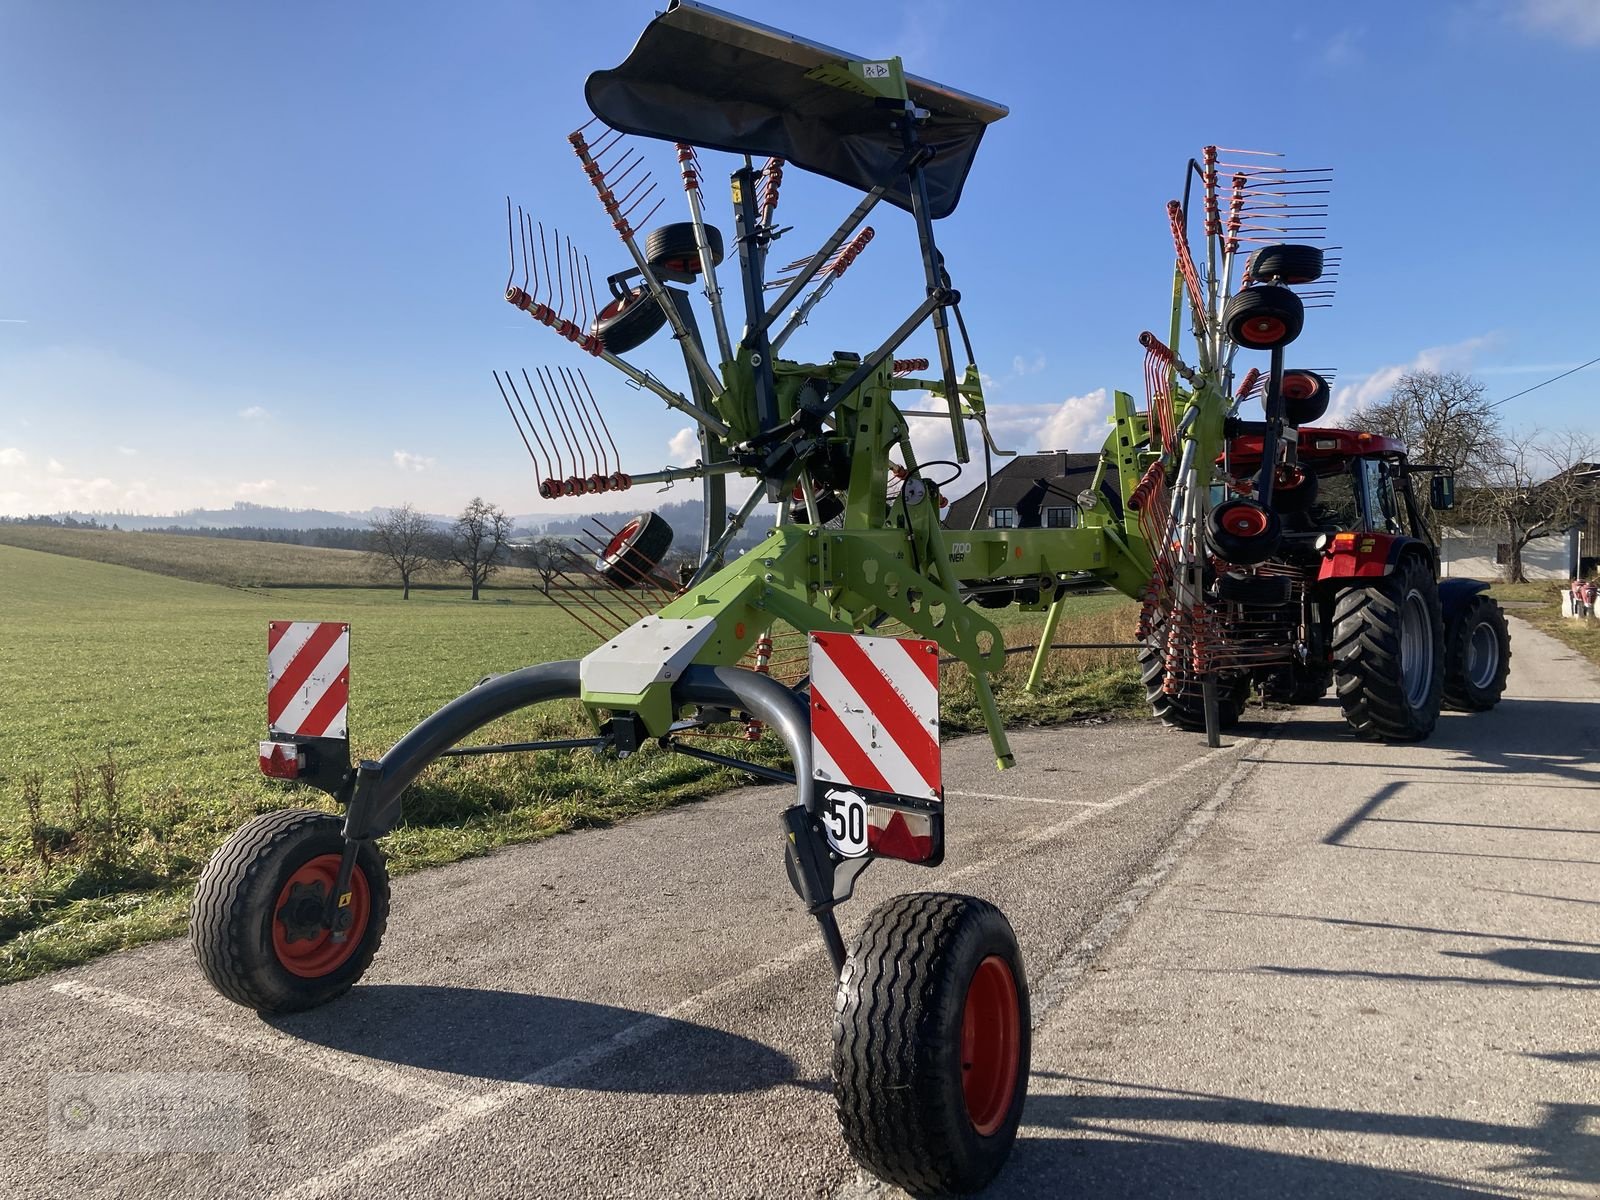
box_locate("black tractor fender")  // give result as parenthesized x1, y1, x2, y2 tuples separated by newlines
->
(1438, 578, 1491, 629)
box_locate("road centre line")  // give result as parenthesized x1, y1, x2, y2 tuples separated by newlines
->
(269, 733, 1257, 1199)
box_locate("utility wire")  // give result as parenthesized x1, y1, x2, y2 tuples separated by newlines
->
(1488, 354, 1600, 409)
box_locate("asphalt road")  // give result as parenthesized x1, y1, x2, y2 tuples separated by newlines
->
(0, 616, 1593, 1198)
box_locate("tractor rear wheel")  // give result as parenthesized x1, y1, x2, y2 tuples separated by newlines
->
(833, 893, 1029, 1196)
(192, 810, 389, 1013)
(1331, 555, 1444, 740)
(1442, 594, 1511, 711)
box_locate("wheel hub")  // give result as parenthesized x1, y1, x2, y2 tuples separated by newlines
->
(1399, 588, 1434, 709)
(271, 853, 370, 978)
(1466, 622, 1499, 689)
(277, 880, 329, 944)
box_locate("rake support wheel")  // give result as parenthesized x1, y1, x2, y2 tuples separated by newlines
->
(1206, 499, 1283, 565)
(1248, 243, 1324, 285)
(644, 221, 725, 276)
(1223, 285, 1305, 351)
(595, 512, 674, 588)
(591, 285, 668, 355)
(833, 892, 1030, 1196)
(1279, 369, 1331, 426)
(191, 810, 389, 1014)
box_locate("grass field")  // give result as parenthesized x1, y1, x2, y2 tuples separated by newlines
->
(0, 534, 1141, 983)
(0, 524, 544, 590)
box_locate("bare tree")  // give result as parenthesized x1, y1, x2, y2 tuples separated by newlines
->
(367, 503, 443, 599)
(518, 536, 570, 596)
(1348, 370, 1501, 485)
(450, 497, 514, 600)
(1460, 429, 1600, 582)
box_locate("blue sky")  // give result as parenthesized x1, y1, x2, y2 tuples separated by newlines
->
(1, 0, 1597, 518)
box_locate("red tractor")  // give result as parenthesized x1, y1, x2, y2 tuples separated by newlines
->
(1143, 417, 1512, 741)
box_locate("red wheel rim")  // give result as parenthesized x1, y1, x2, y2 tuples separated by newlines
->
(960, 955, 1022, 1136)
(602, 518, 641, 561)
(272, 854, 369, 978)
(1222, 505, 1270, 537)
(1276, 467, 1307, 491)
(662, 256, 700, 274)
(1282, 373, 1315, 400)
(1239, 316, 1286, 346)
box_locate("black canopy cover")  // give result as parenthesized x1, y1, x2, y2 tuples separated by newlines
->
(584, 1, 1008, 219)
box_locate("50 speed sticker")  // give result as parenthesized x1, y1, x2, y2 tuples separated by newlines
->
(822, 788, 870, 858)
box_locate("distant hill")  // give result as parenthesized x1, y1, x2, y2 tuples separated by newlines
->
(49, 502, 379, 532)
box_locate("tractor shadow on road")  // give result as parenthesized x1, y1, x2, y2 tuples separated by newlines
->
(1005, 1076, 1599, 1195)
(1257, 698, 1600, 791)
(265, 984, 801, 1094)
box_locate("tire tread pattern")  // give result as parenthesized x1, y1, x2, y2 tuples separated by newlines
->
(832, 893, 1028, 1196)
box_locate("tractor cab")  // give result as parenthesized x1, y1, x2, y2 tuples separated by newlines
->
(1221, 426, 1435, 547)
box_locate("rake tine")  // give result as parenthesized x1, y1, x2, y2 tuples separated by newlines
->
(578, 369, 621, 476)
(494, 370, 545, 480)
(502, 370, 555, 487)
(521, 367, 568, 485)
(559, 365, 604, 486)
(537, 364, 585, 484)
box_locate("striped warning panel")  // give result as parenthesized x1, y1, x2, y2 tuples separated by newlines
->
(267, 621, 350, 739)
(809, 632, 941, 801)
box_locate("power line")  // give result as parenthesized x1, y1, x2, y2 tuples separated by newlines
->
(1488, 354, 1600, 409)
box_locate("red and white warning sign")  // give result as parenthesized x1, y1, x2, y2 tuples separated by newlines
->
(267, 621, 350, 739)
(808, 632, 941, 801)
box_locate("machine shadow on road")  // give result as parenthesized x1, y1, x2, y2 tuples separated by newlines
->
(1004, 1075, 1600, 1195)
(264, 984, 800, 1093)
(1255, 698, 1600, 790)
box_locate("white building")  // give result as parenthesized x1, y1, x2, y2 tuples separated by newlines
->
(1438, 526, 1580, 581)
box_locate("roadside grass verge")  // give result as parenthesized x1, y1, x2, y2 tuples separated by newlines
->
(0, 541, 1138, 983)
(1489, 580, 1600, 672)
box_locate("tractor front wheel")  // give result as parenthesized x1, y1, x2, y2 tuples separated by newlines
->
(1331, 556, 1444, 740)
(833, 893, 1030, 1196)
(192, 810, 389, 1013)
(1443, 595, 1511, 711)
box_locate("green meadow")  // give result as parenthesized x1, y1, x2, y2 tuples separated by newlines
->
(0, 533, 1139, 982)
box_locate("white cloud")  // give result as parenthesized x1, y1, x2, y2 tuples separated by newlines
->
(1010, 353, 1046, 377)
(905, 388, 1111, 473)
(237, 405, 269, 421)
(1326, 336, 1491, 424)
(1519, 0, 1600, 45)
(235, 479, 279, 497)
(666, 427, 700, 466)
(393, 450, 435, 472)
(47, 458, 64, 473)
(116, 446, 137, 457)
(1037, 389, 1111, 450)
(0, 447, 26, 468)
